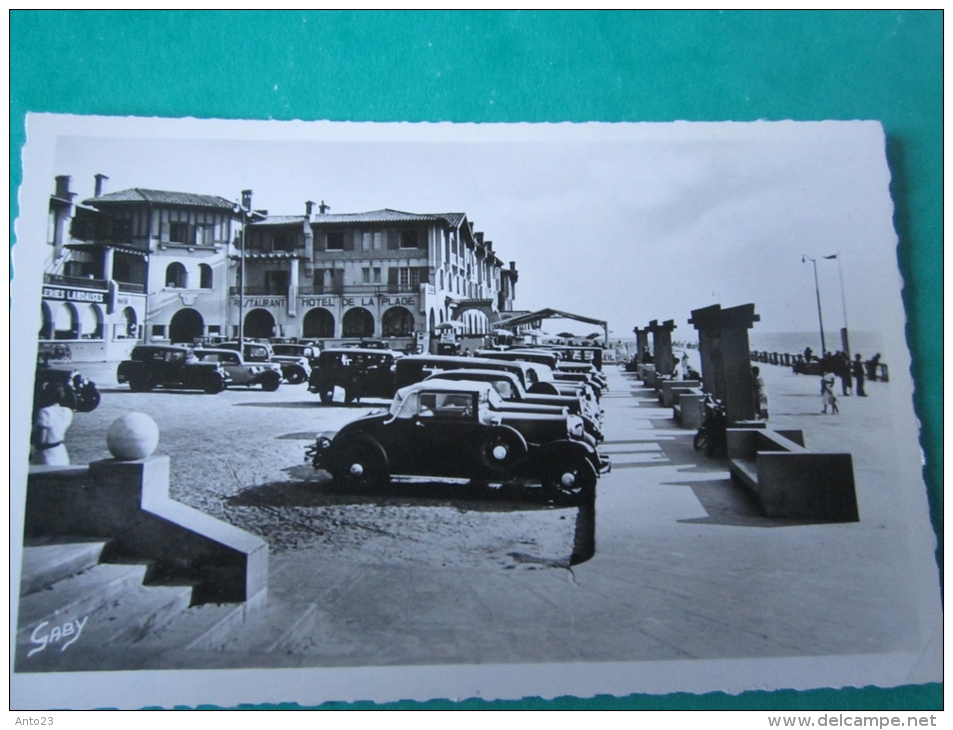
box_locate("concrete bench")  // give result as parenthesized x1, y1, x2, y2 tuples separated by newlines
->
(659, 379, 701, 407)
(727, 428, 859, 522)
(638, 364, 656, 385)
(673, 388, 705, 429)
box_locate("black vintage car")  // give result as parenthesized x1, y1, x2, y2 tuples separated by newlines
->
(308, 348, 398, 404)
(192, 348, 282, 391)
(117, 345, 229, 394)
(307, 380, 609, 504)
(218, 340, 311, 385)
(34, 365, 101, 412)
(422, 369, 604, 442)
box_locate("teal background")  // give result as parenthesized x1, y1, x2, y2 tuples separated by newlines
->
(10, 11, 942, 711)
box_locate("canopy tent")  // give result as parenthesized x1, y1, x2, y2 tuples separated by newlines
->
(496, 308, 609, 343)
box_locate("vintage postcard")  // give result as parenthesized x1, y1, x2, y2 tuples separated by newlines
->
(10, 115, 941, 709)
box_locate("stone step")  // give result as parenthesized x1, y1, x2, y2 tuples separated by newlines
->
(215, 600, 319, 655)
(16, 562, 150, 639)
(20, 539, 108, 596)
(15, 582, 195, 673)
(133, 601, 249, 652)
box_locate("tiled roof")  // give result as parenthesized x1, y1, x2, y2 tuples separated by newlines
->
(83, 188, 237, 210)
(253, 209, 467, 228)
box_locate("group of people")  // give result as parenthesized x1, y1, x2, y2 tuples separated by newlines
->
(816, 350, 873, 415)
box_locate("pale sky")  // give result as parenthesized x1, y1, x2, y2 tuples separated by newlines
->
(36, 118, 903, 340)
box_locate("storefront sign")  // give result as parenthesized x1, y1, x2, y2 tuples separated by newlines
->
(232, 298, 286, 308)
(42, 286, 106, 304)
(297, 294, 418, 309)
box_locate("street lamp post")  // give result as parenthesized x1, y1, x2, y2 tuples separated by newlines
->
(824, 253, 850, 359)
(802, 255, 827, 356)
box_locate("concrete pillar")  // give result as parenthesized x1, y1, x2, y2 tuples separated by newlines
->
(288, 260, 299, 317)
(633, 327, 650, 363)
(688, 303, 760, 423)
(103, 247, 115, 280)
(648, 319, 677, 376)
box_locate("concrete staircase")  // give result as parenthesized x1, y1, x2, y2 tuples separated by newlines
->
(16, 537, 317, 672)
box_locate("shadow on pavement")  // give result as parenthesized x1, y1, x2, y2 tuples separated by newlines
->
(669, 477, 836, 528)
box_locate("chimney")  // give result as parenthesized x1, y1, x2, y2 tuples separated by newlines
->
(305, 200, 315, 217)
(55, 175, 73, 199)
(319, 200, 330, 215)
(241, 189, 253, 210)
(94, 174, 109, 198)
(509, 261, 517, 270)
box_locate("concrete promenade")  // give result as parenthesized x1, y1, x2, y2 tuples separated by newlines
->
(16, 357, 941, 697)
(249, 360, 940, 686)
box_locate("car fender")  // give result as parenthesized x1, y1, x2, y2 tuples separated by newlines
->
(532, 438, 599, 467)
(328, 433, 390, 473)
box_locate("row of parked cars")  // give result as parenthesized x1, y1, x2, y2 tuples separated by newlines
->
(115, 339, 324, 394)
(306, 345, 611, 504)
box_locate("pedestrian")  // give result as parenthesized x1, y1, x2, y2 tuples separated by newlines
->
(866, 353, 881, 382)
(680, 352, 690, 380)
(852, 354, 867, 396)
(30, 383, 74, 466)
(837, 351, 852, 396)
(821, 372, 839, 415)
(752, 366, 769, 420)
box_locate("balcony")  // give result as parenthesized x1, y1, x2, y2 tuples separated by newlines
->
(43, 273, 108, 290)
(229, 286, 288, 296)
(298, 284, 419, 296)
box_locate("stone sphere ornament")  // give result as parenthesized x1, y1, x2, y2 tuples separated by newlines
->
(107, 412, 160, 461)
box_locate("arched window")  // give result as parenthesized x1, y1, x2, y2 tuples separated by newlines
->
(382, 306, 415, 337)
(53, 302, 78, 340)
(303, 308, 335, 338)
(244, 308, 276, 339)
(122, 306, 138, 339)
(166, 262, 187, 288)
(199, 263, 213, 289)
(39, 302, 53, 340)
(80, 304, 104, 339)
(342, 307, 374, 338)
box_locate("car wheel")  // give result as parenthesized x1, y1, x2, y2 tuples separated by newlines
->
(75, 384, 101, 412)
(204, 373, 226, 394)
(478, 427, 527, 474)
(285, 366, 307, 385)
(129, 376, 154, 393)
(330, 439, 389, 492)
(528, 382, 560, 396)
(319, 388, 334, 404)
(693, 428, 708, 452)
(541, 455, 597, 505)
(261, 372, 281, 392)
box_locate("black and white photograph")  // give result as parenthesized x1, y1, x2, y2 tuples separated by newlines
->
(10, 115, 942, 710)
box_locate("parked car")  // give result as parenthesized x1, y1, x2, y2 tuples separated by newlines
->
(192, 348, 282, 391)
(422, 368, 604, 441)
(308, 348, 398, 404)
(394, 353, 597, 402)
(117, 345, 229, 394)
(478, 349, 605, 395)
(217, 340, 309, 385)
(270, 343, 320, 384)
(307, 380, 609, 504)
(34, 364, 101, 412)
